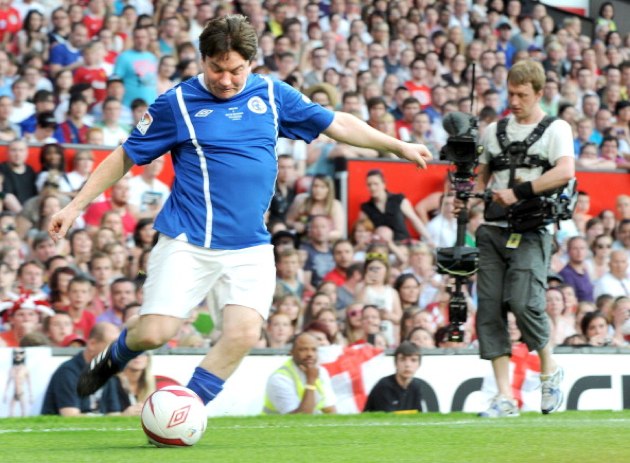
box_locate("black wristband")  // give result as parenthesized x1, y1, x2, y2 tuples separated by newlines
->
(513, 181, 535, 200)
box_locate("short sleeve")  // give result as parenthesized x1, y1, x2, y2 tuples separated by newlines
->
(265, 372, 300, 414)
(112, 56, 125, 81)
(547, 119, 575, 166)
(122, 92, 180, 165)
(49, 44, 65, 65)
(99, 378, 123, 413)
(276, 81, 335, 143)
(50, 368, 80, 410)
(479, 122, 497, 165)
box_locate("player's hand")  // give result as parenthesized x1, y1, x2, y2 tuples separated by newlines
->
(492, 188, 518, 207)
(399, 143, 433, 169)
(48, 206, 81, 242)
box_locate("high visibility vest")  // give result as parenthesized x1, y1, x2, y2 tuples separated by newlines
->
(262, 359, 327, 414)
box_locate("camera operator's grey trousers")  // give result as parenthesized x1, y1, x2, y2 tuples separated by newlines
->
(476, 224, 552, 360)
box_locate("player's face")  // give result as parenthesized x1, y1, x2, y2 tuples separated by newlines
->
(202, 51, 252, 100)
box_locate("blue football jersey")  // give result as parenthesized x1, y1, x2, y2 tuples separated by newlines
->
(123, 74, 334, 249)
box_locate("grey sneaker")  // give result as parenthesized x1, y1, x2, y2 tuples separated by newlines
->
(541, 367, 564, 414)
(479, 395, 520, 418)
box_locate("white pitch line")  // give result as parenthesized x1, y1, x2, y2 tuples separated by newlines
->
(1, 418, 630, 434)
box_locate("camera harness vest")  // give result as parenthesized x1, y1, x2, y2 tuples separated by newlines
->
(485, 115, 570, 232)
(489, 115, 556, 187)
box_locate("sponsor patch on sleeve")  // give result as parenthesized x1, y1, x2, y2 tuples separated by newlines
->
(137, 111, 153, 135)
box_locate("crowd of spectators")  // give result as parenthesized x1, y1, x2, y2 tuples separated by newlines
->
(0, 0, 630, 361)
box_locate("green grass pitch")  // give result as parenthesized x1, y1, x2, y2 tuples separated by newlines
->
(1, 411, 629, 463)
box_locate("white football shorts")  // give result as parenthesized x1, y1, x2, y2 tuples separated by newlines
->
(140, 234, 275, 320)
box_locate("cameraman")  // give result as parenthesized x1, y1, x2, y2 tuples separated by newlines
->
(463, 60, 575, 417)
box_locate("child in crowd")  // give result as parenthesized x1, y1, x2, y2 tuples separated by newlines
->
(265, 312, 294, 349)
(274, 248, 304, 300)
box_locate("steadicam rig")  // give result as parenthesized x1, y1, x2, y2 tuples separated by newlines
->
(436, 114, 483, 342)
(435, 64, 484, 342)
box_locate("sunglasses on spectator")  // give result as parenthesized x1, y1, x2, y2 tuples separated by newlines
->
(596, 244, 612, 249)
(348, 310, 361, 317)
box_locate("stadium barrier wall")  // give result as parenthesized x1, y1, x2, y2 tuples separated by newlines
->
(0, 142, 175, 188)
(1, 347, 629, 417)
(2, 143, 627, 233)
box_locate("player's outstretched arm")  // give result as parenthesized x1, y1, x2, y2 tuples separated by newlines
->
(48, 146, 135, 241)
(322, 112, 433, 168)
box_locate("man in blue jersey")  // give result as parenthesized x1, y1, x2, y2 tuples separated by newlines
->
(48, 15, 433, 407)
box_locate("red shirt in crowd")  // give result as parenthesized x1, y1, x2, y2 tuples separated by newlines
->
(0, 330, 18, 347)
(0, 6, 21, 42)
(323, 267, 347, 287)
(403, 81, 432, 109)
(394, 119, 413, 141)
(68, 309, 96, 338)
(83, 200, 137, 236)
(104, 49, 118, 66)
(83, 14, 104, 38)
(74, 66, 108, 103)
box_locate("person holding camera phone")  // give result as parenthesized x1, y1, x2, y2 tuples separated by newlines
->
(459, 60, 575, 417)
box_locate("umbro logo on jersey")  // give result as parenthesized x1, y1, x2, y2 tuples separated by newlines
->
(194, 109, 214, 117)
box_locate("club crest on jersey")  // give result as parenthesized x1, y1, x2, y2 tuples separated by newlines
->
(194, 109, 214, 118)
(247, 97, 267, 114)
(137, 111, 153, 135)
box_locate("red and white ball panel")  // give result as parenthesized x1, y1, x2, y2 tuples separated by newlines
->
(141, 386, 207, 447)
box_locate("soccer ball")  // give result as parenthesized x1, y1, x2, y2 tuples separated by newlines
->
(141, 386, 207, 447)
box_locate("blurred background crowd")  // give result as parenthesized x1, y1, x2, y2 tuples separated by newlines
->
(0, 0, 629, 359)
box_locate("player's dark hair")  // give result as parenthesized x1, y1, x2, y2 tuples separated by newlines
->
(199, 14, 258, 62)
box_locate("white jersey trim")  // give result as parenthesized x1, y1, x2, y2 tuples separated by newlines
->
(175, 86, 213, 248)
(260, 75, 280, 231)
(260, 75, 279, 157)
